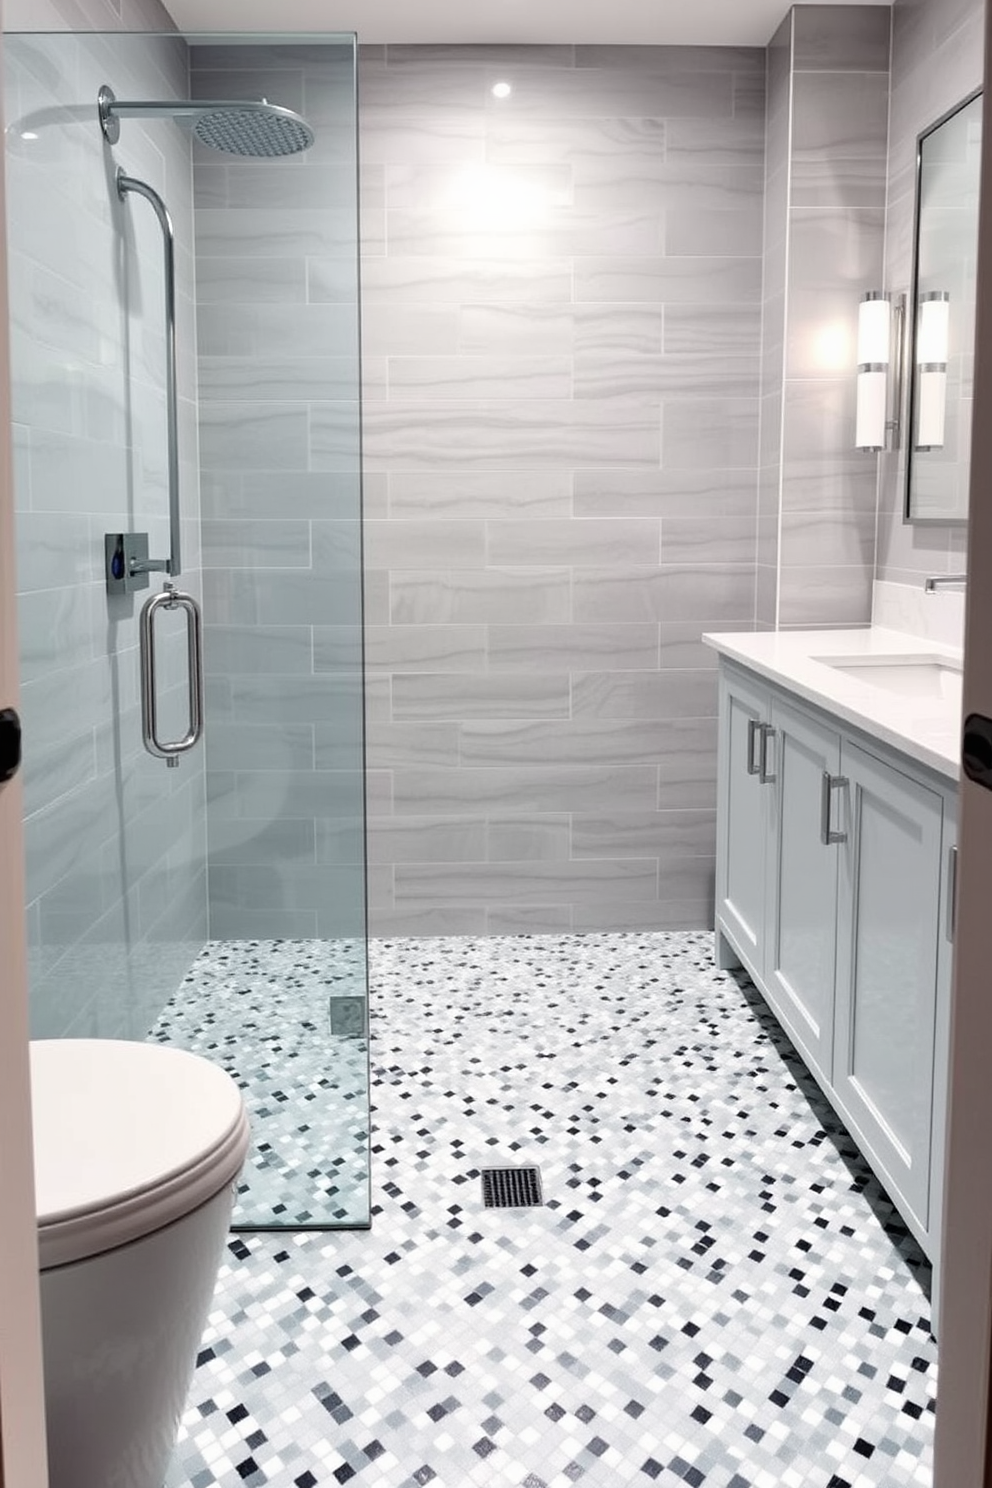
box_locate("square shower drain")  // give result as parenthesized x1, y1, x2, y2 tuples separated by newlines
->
(481, 1166, 544, 1209)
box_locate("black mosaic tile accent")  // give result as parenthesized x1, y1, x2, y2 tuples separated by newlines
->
(165, 931, 936, 1488)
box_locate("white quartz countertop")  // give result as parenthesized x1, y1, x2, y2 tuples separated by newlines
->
(703, 627, 962, 782)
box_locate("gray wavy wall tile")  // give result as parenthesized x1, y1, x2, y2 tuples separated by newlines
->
(358, 722, 459, 769)
(387, 355, 572, 401)
(572, 468, 758, 519)
(390, 470, 572, 519)
(364, 623, 487, 672)
(792, 71, 890, 160)
(488, 517, 659, 565)
(575, 255, 761, 304)
(364, 401, 660, 468)
(574, 351, 760, 402)
(392, 672, 570, 720)
(367, 815, 488, 865)
(392, 858, 659, 908)
(390, 568, 571, 626)
(392, 764, 659, 815)
(460, 718, 694, 767)
(487, 815, 571, 861)
(571, 669, 718, 720)
(777, 564, 874, 627)
(571, 809, 715, 858)
(793, 5, 891, 70)
(487, 621, 658, 672)
(359, 42, 770, 934)
(663, 397, 760, 469)
(364, 518, 485, 570)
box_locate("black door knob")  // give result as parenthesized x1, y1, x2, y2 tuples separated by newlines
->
(963, 713, 992, 789)
(0, 707, 21, 783)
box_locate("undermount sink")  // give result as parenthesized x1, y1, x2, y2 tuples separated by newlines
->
(813, 654, 963, 703)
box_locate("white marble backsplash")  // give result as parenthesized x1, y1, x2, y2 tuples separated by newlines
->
(873, 579, 965, 651)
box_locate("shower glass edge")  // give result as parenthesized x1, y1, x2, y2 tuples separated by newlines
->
(2, 27, 370, 1231)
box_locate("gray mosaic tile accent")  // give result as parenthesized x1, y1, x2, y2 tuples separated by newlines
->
(165, 931, 935, 1488)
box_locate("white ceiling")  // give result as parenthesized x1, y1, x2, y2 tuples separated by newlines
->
(162, 0, 883, 49)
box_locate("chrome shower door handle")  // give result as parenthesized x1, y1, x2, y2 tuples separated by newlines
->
(139, 584, 203, 767)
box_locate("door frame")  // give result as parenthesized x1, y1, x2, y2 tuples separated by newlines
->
(931, 6, 992, 1483)
(0, 3, 49, 1479)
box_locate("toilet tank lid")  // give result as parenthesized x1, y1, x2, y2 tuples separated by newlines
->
(31, 1040, 250, 1270)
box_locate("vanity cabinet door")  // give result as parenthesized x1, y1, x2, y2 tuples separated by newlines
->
(716, 668, 773, 978)
(832, 740, 944, 1235)
(764, 699, 841, 1087)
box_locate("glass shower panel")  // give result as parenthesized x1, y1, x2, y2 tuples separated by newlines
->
(3, 29, 369, 1230)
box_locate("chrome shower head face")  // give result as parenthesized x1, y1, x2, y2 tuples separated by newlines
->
(192, 104, 315, 157)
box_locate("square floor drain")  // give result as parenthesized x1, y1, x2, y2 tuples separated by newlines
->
(481, 1166, 544, 1209)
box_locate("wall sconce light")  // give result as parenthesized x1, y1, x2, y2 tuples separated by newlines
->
(855, 290, 906, 452)
(855, 291, 891, 451)
(915, 290, 949, 450)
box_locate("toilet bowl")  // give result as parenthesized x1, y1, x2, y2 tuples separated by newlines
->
(31, 1039, 251, 1488)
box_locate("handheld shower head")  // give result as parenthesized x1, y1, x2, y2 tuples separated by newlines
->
(98, 85, 315, 158)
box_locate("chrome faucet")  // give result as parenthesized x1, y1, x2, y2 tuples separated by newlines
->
(924, 573, 967, 592)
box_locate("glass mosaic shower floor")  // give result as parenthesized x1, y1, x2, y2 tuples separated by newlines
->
(150, 939, 370, 1227)
(164, 931, 935, 1488)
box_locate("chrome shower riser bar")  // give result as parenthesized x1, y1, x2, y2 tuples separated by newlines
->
(116, 167, 181, 580)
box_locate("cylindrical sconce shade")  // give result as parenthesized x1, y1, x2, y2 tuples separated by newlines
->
(856, 292, 890, 451)
(918, 292, 950, 364)
(856, 371, 888, 451)
(915, 291, 949, 450)
(857, 295, 891, 366)
(917, 369, 947, 448)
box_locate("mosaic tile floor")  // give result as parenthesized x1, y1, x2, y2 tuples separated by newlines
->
(150, 940, 370, 1227)
(165, 931, 936, 1488)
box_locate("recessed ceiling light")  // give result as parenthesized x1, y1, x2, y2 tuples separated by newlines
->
(491, 81, 512, 99)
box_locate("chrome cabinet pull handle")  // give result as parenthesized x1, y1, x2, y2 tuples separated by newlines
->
(746, 717, 762, 775)
(139, 582, 203, 768)
(947, 845, 958, 943)
(820, 772, 848, 845)
(758, 723, 776, 784)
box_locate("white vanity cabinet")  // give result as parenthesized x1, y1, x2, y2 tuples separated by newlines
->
(715, 659, 957, 1264)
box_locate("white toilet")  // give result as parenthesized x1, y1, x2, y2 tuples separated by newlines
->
(31, 1039, 251, 1488)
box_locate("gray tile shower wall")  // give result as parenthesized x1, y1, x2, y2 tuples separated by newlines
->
(192, 42, 366, 942)
(760, 5, 890, 630)
(3, 27, 206, 1039)
(3, 0, 175, 33)
(875, 0, 982, 585)
(359, 44, 766, 936)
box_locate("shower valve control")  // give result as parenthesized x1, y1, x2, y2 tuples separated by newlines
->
(105, 532, 151, 596)
(0, 707, 21, 784)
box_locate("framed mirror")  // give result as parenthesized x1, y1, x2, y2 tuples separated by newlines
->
(905, 89, 982, 524)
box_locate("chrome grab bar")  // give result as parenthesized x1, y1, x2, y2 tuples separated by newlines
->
(139, 583, 203, 767)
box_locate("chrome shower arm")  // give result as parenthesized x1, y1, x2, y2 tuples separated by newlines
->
(102, 93, 289, 122)
(116, 168, 181, 580)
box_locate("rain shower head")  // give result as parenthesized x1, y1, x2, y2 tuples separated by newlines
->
(98, 84, 315, 157)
